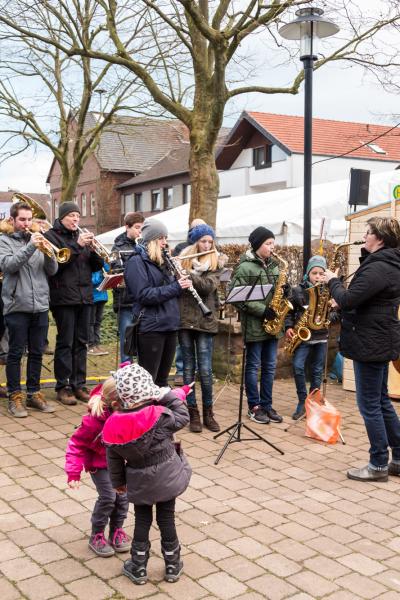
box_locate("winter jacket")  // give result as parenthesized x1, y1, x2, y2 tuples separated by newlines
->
(64, 406, 112, 482)
(285, 282, 331, 343)
(103, 391, 191, 505)
(0, 231, 58, 315)
(329, 247, 400, 362)
(229, 249, 280, 342)
(124, 244, 182, 333)
(92, 263, 110, 304)
(111, 232, 138, 311)
(179, 268, 221, 334)
(44, 220, 103, 306)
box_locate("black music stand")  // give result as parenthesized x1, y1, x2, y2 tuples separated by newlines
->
(213, 275, 285, 464)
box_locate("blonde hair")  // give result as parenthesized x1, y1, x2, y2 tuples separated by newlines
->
(367, 217, 400, 248)
(146, 239, 164, 266)
(179, 240, 218, 272)
(88, 377, 118, 417)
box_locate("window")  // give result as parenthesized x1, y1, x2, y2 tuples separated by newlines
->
(53, 199, 59, 218)
(151, 189, 161, 211)
(81, 193, 87, 217)
(124, 193, 134, 213)
(164, 187, 173, 210)
(253, 145, 271, 169)
(90, 192, 96, 216)
(134, 193, 143, 212)
(183, 183, 191, 204)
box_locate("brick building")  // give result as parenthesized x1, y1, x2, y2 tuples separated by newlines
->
(47, 113, 188, 233)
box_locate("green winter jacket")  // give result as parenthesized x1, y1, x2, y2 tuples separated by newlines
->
(230, 249, 280, 342)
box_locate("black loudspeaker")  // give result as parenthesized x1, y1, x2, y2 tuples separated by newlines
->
(349, 168, 370, 207)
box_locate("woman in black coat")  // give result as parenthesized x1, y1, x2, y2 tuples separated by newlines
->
(124, 219, 191, 387)
(323, 217, 400, 482)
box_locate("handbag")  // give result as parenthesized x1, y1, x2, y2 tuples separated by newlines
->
(305, 388, 341, 444)
(123, 310, 144, 357)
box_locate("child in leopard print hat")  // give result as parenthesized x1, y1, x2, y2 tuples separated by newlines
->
(102, 363, 192, 586)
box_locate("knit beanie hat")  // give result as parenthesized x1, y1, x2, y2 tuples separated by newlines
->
(59, 202, 80, 221)
(188, 224, 215, 245)
(248, 226, 275, 252)
(113, 363, 163, 405)
(141, 218, 168, 244)
(306, 255, 327, 277)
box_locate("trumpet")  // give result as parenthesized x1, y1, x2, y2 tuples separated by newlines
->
(28, 224, 71, 263)
(9, 192, 71, 263)
(0, 217, 70, 263)
(76, 226, 111, 262)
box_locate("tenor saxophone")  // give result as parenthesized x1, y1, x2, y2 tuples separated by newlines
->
(263, 252, 293, 336)
(284, 306, 311, 355)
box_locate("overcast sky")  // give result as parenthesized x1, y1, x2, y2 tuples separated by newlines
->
(1, 0, 399, 195)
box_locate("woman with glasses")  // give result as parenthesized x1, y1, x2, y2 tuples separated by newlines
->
(124, 219, 191, 387)
(322, 217, 400, 482)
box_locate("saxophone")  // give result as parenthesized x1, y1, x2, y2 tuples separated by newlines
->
(306, 241, 363, 330)
(263, 252, 293, 336)
(284, 305, 311, 355)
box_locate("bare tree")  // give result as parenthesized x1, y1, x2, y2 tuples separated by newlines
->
(0, 2, 161, 203)
(0, 0, 398, 224)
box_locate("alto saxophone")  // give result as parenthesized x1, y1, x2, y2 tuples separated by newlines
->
(284, 305, 311, 355)
(263, 252, 293, 336)
(306, 241, 363, 330)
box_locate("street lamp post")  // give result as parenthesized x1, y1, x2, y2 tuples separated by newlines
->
(279, 7, 339, 270)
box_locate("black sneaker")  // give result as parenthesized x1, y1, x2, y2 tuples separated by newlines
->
(266, 408, 283, 423)
(248, 405, 270, 424)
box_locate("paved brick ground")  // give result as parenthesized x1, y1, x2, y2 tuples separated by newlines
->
(1, 377, 400, 599)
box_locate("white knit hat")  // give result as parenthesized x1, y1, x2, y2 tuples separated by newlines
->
(113, 363, 163, 405)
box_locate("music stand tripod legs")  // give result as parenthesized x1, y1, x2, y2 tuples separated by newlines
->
(213, 275, 284, 464)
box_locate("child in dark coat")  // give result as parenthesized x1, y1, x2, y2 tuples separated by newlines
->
(65, 384, 130, 557)
(102, 363, 192, 585)
(285, 255, 332, 420)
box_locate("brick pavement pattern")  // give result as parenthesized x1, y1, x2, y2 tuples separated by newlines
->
(1, 378, 400, 599)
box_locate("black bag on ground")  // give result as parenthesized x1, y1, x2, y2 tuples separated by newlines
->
(123, 311, 144, 357)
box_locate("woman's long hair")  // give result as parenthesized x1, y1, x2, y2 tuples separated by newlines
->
(88, 377, 118, 417)
(179, 240, 218, 272)
(146, 239, 164, 266)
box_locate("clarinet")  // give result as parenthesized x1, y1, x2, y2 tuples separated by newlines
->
(162, 249, 212, 317)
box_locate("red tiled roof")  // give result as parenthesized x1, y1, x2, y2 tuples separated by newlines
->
(247, 111, 400, 161)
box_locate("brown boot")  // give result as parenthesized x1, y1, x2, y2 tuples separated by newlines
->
(27, 391, 55, 413)
(188, 407, 202, 433)
(57, 387, 77, 406)
(203, 406, 220, 432)
(74, 387, 90, 403)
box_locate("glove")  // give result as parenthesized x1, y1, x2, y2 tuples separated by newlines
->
(263, 307, 277, 321)
(282, 283, 291, 298)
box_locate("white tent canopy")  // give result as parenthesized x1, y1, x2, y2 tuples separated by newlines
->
(97, 169, 400, 249)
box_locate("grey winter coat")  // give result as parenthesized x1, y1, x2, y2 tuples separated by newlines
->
(103, 391, 191, 505)
(0, 231, 58, 315)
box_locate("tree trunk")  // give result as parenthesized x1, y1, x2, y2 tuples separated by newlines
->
(188, 137, 219, 229)
(59, 165, 81, 204)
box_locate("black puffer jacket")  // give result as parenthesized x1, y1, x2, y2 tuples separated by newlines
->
(329, 247, 400, 362)
(103, 391, 191, 505)
(110, 232, 137, 311)
(44, 220, 103, 306)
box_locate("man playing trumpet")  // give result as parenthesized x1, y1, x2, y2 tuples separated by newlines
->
(45, 201, 103, 405)
(0, 201, 58, 417)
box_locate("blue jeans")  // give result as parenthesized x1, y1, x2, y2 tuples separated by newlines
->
(353, 361, 400, 468)
(293, 342, 327, 405)
(245, 339, 278, 411)
(179, 330, 213, 408)
(5, 311, 48, 394)
(118, 308, 133, 363)
(175, 344, 183, 376)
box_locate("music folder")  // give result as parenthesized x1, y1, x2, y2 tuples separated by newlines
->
(97, 273, 124, 291)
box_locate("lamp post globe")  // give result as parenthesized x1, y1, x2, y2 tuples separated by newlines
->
(279, 7, 339, 270)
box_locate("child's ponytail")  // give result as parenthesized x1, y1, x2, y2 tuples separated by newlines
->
(88, 378, 119, 417)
